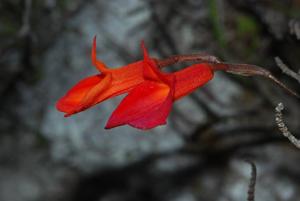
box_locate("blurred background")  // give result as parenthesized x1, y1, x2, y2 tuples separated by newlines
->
(0, 0, 300, 201)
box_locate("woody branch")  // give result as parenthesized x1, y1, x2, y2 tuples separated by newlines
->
(156, 55, 299, 98)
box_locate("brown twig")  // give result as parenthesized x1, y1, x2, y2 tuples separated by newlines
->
(156, 54, 221, 67)
(156, 55, 299, 98)
(210, 63, 300, 98)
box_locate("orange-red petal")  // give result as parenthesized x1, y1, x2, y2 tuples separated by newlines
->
(56, 73, 112, 116)
(173, 63, 213, 100)
(105, 80, 173, 129)
(91, 61, 144, 103)
(92, 36, 110, 73)
(141, 41, 169, 83)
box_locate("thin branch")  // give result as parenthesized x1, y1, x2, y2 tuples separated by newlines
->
(245, 160, 257, 201)
(210, 63, 300, 98)
(156, 55, 299, 98)
(156, 53, 221, 67)
(275, 57, 300, 84)
(275, 103, 300, 149)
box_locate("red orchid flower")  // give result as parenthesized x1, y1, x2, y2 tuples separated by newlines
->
(105, 43, 213, 129)
(57, 37, 214, 129)
(56, 36, 146, 117)
(57, 37, 299, 130)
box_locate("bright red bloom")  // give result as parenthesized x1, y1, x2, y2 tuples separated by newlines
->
(56, 37, 146, 117)
(57, 38, 214, 129)
(105, 43, 213, 129)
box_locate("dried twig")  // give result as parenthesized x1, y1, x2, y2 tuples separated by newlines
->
(211, 63, 300, 98)
(245, 160, 257, 201)
(275, 57, 300, 84)
(275, 103, 300, 149)
(156, 54, 221, 68)
(156, 54, 299, 98)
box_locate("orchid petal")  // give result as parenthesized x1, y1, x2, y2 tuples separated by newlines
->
(141, 41, 169, 83)
(128, 88, 174, 129)
(173, 63, 213, 100)
(105, 80, 173, 129)
(56, 73, 112, 116)
(92, 36, 109, 72)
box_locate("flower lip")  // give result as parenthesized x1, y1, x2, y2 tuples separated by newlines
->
(105, 80, 174, 129)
